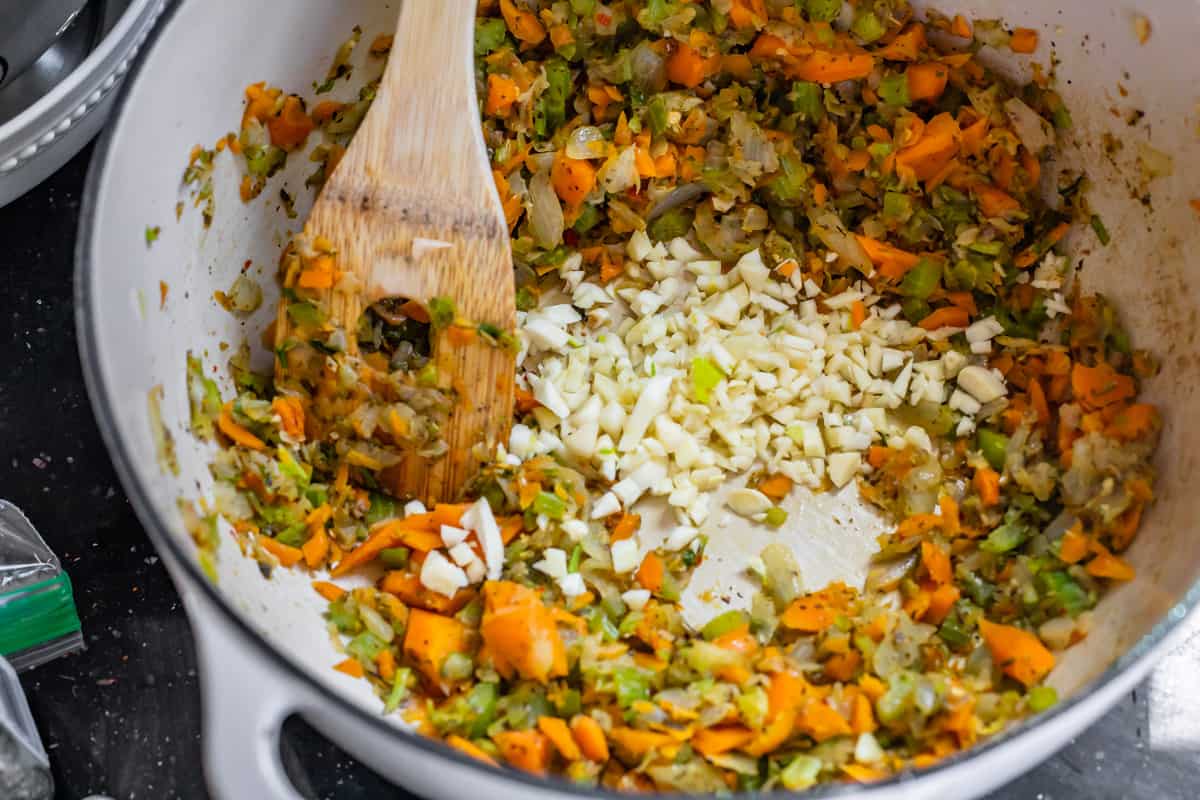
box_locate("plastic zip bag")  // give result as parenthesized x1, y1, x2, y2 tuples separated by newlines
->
(0, 501, 83, 671)
(0, 656, 52, 800)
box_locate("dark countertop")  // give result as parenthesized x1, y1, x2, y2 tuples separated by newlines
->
(2, 145, 1197, 800)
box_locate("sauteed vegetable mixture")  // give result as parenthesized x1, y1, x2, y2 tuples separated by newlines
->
(183, 0, 1161, 791)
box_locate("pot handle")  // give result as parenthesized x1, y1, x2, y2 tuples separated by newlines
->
(185, 583, 306, 800)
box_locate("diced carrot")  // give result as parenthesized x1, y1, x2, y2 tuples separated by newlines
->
(767, 670, 808, 716)
(499, 515, 524, 543)
(852, 691, 877, 734)
(919, 306, 970, 330)
(850, 299, 867, 330)
(1086, 543, 1136, 581)
(792, 50, 876, 83)
(867, 446, 894, 468)
(974, 183, 1022, 218)
(854, 234, 922, 279)
(1109, 501, 1144, 552)
(946, 291, 978, 315)
(312, 580, 346, 602)
(923, 584, 960, 625)
(331, 522, 404, 577)
(242, 82, 279, 126)
(446, 735, 498, 766)
(427, 503, 466, 528)
(974, 467, 1001, 507)
(879, 23, 927, 61)
(823, 650, 862, 682)
(570, 715, 610, 762)
(495, 729, 551, 774)
(267, 95, 314, 152)
(978, 619, 1055, 687)
(481, 581, 567, 683)
(722, 52, 755, 80)
(548, 23, 575, 50)
(907, 62, 949, 102)
(959, 116, 989, 157)
(271, 395, 306, 440)
(635, 552, 664, 593)
(843, 763, 887, 783)
(218, 403, 266, 450)
(797, 699, 852, 742)
(742, 706, 797, 756)
(728, 0, 767, 30)
(499, 0, 546, 44)
(757, 474, 794, 502)
(403, 608, 470, 688)
(333, 657, 364, 678)
(381, 571, 475, 614)
(951, 14, 973, 39)
(692, 726, 755, 757)
(1071, 362, 1135, 410)
(1105, 403, 1159, 441)
(921, 540, 953, 585)
(258, 534, 304, 568)
(607, 727, 674, 759)
(311, 100, 345, 124)
(376, 648, 397, 682)
(1058, 525, 1090, 564)
(485, 73, 519, 117)
(538, 716, 582, 761)
(551, 152, 597, 207)
(896, 112, 960, 181)
(1010, 27, 1039, 54)
(302, 525, 330, 568)
(665, 40, 719, 88)
(609, 513, 641, 542)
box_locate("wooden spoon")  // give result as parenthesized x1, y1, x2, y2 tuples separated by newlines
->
(275, 0, 514, 505)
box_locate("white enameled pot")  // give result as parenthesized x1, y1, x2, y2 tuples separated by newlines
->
(76, 1, 1200, 798)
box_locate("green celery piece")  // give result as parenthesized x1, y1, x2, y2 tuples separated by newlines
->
(898, 258, 941, 299)
(380, 547, 410, 569)
(788, 81, 825, 120)
(647, 207, 694, 242)
(646, 95, 669, 137)
(532, 491, 566, 520)
(1027, 685, 1058, 712)
(977, 428, 1009, 470)
(701, 609, 749, 640)
(614, 666, 651, 707)
(366, 492, 397, 525)
(691, 357, 724, 403)
(804, 0, 843, 24)
(573, 203, 604, 233)
(883, 191, 913, 222)
(878, 73, 910, 106)
(852, 10, 887, 43)
(474, 18, 507, 56)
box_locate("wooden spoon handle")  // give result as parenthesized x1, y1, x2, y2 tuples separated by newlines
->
(339, 0, 494, 208)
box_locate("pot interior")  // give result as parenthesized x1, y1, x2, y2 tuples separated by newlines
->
(81, 0, 1200, 750)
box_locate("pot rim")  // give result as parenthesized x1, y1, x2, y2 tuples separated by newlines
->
(74, 1, 1200, 797)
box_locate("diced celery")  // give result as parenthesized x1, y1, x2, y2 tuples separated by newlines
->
(573, 204, 604, 235)
(614, 667, 651, 707)
(533, 491, 566, 520)
(804, 0, 843, 23)
(474, 18, 507, 56)
(701, 609, 749, 640)
(852, 10, 887, 43)
(647, 95, 669, 137)
(384, 667, 412, 712)
(428, 297, 456, 328)
(883, 191, 913, 222)
(1027, 685, 1058, 712)
(899, 258, 942, 299)
(347, 631, 388, 663)
(788, 81, 825, 120)
(977, 427, 1009, 470)
(380, 547, 410, 569)
(365, 492, 397, 525)
(647, 207, 694, 243)
(780, 755, 822, 790)
(691, 357, 724, 403)
(878, 73, 910, 106)
(441, 652, 475, 681)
